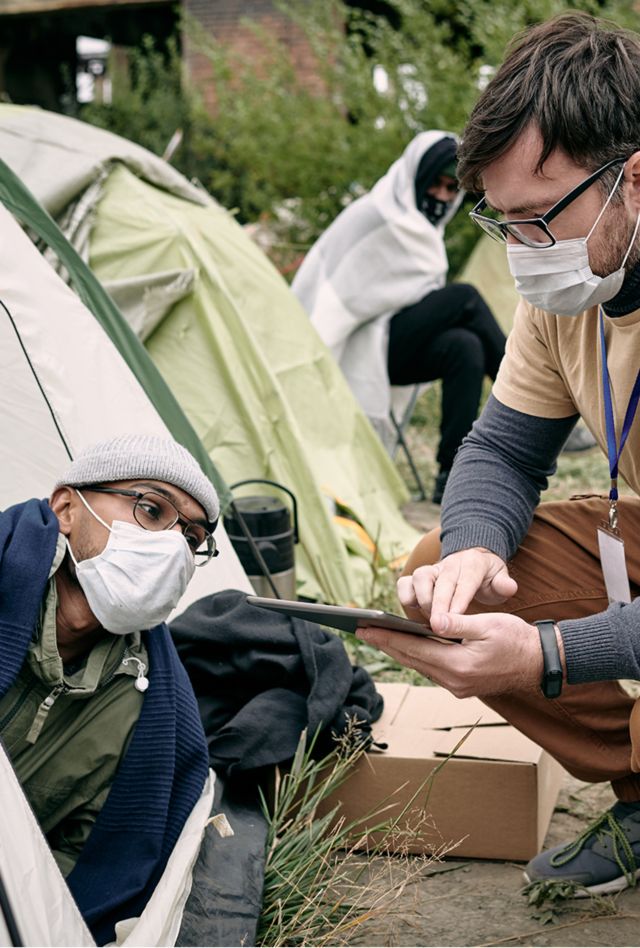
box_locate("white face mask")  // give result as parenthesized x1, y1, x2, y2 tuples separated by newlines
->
(507, 166, 640, 316)
(66, 490, 195, 635)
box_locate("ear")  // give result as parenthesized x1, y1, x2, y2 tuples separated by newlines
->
(623, 151, 640, 213)
(49, 486, 78, 536)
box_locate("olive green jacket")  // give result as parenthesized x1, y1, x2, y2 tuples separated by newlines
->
(0, 536, 148, 875)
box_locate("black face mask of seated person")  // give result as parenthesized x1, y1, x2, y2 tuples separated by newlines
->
(415, 135, 457, 225)
(421, 193, 450, 225)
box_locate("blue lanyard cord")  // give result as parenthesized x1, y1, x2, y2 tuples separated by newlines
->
(599, 308, 640, 508)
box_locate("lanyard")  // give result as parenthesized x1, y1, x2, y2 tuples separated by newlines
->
(599, 307, 640, 529)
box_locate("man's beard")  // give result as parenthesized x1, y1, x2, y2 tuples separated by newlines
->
(72, 524, 103, 569)
(591, 203, 640, 277)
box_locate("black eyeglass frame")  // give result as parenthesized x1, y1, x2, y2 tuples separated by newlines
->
(469, 156, 628, 248)
(81, 485, 218, 563)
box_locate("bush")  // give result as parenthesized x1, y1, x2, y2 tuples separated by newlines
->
(81, 0, 637, 277)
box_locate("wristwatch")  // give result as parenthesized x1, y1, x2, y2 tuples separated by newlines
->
(534, 620, 563, 699)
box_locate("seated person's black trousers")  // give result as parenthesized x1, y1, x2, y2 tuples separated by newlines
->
(387, 283, 506, 474)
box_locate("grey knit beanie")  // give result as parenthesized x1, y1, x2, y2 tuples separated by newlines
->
(54, 434, 220, 524)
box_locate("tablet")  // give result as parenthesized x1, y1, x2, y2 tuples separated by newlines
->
(246, 595, 444, 639)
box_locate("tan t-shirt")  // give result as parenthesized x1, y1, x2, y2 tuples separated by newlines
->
(493, 300, 640, 496)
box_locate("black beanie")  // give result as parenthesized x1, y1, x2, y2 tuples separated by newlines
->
(414, 137, 458, 209)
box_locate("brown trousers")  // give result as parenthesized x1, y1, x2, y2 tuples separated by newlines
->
(403, 496, 640, 801)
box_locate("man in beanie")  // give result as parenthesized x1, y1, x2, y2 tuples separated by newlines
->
(292, 131, 506, 502)
(0, 433, 219, 944)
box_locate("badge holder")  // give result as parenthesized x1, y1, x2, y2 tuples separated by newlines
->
(597, 486, 631, 604)
(597, 308, 639, 604)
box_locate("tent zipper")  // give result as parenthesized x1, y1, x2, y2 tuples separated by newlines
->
(26, 683, 69, 744)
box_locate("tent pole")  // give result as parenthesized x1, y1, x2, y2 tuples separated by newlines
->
(0, 871, 23, 947)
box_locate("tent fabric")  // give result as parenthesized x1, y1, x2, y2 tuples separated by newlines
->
(112, 771, 216, 948)
(0, 105, 420, 604)
(0, 192, 251, 610)
(0, 104, 208, 218)
(0, 738, 216, 948)
(0, 151, 230, 510)
(91, 166, 419, 602)
(458, 233, 520, 336)
(0, 742, 95, 948)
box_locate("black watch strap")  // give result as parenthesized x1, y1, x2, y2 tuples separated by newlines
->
(534, 620, 563, 699)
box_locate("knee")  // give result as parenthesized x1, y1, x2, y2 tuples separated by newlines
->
(451, 283, 484, 308)
(401, 527, 442, 576)
(443, 328, 485, 376)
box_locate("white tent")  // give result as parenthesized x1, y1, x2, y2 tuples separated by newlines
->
(0, 734, 216, 948)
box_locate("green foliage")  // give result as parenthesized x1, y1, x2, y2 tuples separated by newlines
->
(524, 877, 587, 924)
(523, 877, 619, 926)
(81, 0, 638, 275)
(81, 36, 213, 183)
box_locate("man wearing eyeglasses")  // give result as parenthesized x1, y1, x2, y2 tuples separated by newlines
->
(0, 433, 218, 943)
(357, 13, 640, 896)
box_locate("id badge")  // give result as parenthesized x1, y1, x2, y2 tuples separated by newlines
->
(597, 525, 632, 604)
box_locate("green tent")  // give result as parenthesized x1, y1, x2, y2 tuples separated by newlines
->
(460, 233, 520, 335)
(0, 105, 420, 604)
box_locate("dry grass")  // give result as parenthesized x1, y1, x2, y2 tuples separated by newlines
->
(256, 722, 458, 947)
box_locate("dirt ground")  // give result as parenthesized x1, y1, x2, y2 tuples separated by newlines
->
(353, 499, 640, 947)
(351, 775, 640, 947)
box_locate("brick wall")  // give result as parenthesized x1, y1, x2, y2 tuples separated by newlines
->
(183, 0, 325, 111)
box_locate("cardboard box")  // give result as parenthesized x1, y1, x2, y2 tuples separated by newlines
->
(320, 682, 565, 861)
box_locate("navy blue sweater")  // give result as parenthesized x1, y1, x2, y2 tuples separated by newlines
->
(0, 499, 209, 945)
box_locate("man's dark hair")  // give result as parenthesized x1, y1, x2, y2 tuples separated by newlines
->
(458, 13, 640, 192)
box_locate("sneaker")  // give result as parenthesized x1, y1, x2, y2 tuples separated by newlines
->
(431, 470, 449, 505)
(524, 801, 640, 896)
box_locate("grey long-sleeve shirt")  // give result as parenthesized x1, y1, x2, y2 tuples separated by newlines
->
(440, 393, 640, 684)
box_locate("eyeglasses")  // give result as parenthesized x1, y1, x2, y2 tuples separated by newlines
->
(469, 157, 628, 248)
(83, 485, 218, 565)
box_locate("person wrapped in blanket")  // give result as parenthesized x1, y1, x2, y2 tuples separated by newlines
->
(292, 131, 506, 502)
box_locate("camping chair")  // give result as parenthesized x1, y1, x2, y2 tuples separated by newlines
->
(389, 384, 428, 501)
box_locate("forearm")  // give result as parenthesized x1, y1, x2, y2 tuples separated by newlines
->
(440, 394, 578, 562)
(560, 599, 640, 683)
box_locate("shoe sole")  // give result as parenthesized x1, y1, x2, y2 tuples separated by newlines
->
(523, 867, 640, 896)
